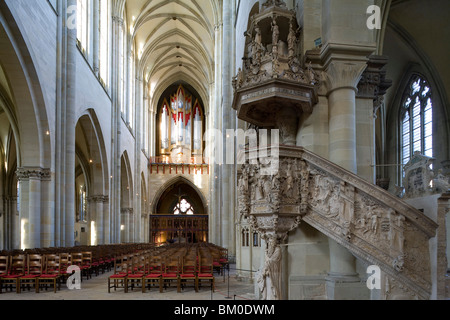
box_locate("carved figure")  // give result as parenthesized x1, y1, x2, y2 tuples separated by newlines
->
(263, 236, 282, 300)
(271, 17, 279, 46)
(287, 21, 297, 58)
(433, 169, 450, 192)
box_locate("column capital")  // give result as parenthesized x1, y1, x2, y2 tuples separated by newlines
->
(357, 55, 392, 99)
(88, 195, 108, 203)
(323, 60, 367, 95)
(121, 208, 134, 215)
(112, 15, 124, 27)
(16, 167, 51, 181)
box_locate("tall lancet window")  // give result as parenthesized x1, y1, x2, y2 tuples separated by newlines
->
(158, 85, 204, 160)
(77, 0, 90, 54)
(400, 75, 433, 170)
(99, 0, 109, 87)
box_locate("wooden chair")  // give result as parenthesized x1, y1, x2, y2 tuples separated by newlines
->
(37, 254, 61, 293)
(0, 254, 25, 293)
(161, 256, 181, 293)
(18, 254, 43, 293)
(142, 255, 162, 293)
(0, 255, 9, 294)
(180, 256, 198, 292)
(125, 254, 146, 292)
(197, 257, 215, 292)
(71, 252, 89, 281)
(108, 256, 130, 293)
(59, 253, 71, 283)
(81, 252, 93, 279)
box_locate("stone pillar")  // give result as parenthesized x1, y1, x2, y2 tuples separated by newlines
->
(437, 193, 450, 300)
(102, 196, 110, 244)
(212, 20, 222, 246)
(121, 208, 133, 243)
(92, 0, 100, 76)
(16, 168, 50, 249)
(133, 76, 142, 243)
(110, 13, 124, 243)
(27, 170, 41, 249)
(40, 172, 53, 248)
(325, 60, 366, 174)
(88, 195, 105, 245)
(222, 0, 234, 254)
(357, 55, 392, 184)
(324, 60, 369, 300)
(54, 0, 77, 247)
(11, 196, 20, 250)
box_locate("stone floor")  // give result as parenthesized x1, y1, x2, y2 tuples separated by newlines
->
(0, 265, 256, 301)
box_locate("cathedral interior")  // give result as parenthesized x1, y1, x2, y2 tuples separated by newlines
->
(0, 0, 449, 300)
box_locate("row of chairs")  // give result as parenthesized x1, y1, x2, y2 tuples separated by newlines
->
(108, 243, 228, 294)
(0, 243, 156, 294)
(0, 253, 90, 294)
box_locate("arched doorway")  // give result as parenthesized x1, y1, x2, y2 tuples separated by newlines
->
(151, 178, 208, 245)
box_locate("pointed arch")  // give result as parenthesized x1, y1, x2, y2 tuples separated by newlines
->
(151, 175, 208, 215)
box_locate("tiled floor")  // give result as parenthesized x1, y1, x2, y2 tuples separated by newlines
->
(0, 265, 256, 301)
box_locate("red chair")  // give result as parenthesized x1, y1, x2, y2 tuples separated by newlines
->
(0, 254, 25, 293)
(197, 257, 215, 292)
(161, 256, 181, 293)
(125, 254, 146, 292)
(180, 256, 198, 292)
(18, 254, 43, 293)
(108, 255, 130, 293)
(143, 255, 163, 293)
(0, 255, 9, 294)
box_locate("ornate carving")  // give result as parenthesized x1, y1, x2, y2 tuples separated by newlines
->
(16, 167, 51, 181)
(238, 145, 437, 300)
(262, 0, 287, 9)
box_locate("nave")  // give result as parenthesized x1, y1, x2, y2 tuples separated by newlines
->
(0, 243, 254, 300)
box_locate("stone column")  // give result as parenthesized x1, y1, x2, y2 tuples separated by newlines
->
(325, 60, 367, 174)
(212, 21, 223, 246)
(323, 60, 369, 300)
(11, 195, 20, 250)
(110, 13, 124, 243)
(54, 0, 77, 247)
(92, 0, 100, 77)
(357, 55, 392, 185)
(16, 168, 50, 249)
(437, 193, 450, 300)
(27, 170, 41, 249)
(134, 76, 143, 243)
(102, 196, 110, 244)
(88, 195, 105, 245)
(222, 0, 234, 254)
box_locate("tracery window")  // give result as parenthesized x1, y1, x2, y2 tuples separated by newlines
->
(242, 228, 250, 247)
(173, 198, 195, 216)
(400, 75, 433, 171)
(159, 85, 204, 158)
(253, 231, 260, 247)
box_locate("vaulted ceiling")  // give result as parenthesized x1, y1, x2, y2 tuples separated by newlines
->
(125, 0, 221, 106)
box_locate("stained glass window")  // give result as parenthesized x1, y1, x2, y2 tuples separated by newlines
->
(173, 198, 195, 215)
(400, 76, 433, 169)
